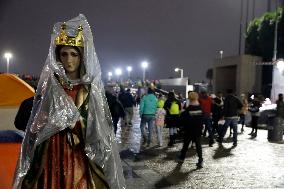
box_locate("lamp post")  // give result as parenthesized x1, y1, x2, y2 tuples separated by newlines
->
(108, 72, 113, 81)
(127, 66, 132, 79)
(174, 67, 184, 78)
(219, 50, 223, 59)
(4, 52, 12, 73)
(115, 68, 122, 82)
(272, 1, 279, 62)
(141, 61, 148, 81)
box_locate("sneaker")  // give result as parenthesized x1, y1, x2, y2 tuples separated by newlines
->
(209, 140, 215, 147)
(216, 138, 222, 144)
(252, 133, 257, 137)
(168, 141, 174, 147)
(196, 161, 203, 168)
(176, 157, 184, 164)
(233, 142, 237, 147)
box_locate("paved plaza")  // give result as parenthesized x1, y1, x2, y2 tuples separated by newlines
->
(118, 107, 284, 189)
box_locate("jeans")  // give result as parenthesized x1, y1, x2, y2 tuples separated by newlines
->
(124, 107, 134, 125)
(140, 115, 155, 144)
(220, 117, 238, 144)
(203, 116, 214, 143)
(156, 125, 163, 145)
(169, 127, 177, 135)
(112, 116, 119, 135)
(239, 114, 245, 126)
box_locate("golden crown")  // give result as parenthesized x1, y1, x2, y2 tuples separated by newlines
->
(55, 23, 84, 47)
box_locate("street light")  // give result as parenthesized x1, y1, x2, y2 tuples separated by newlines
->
(174, 67, 184, 78)
(4, 52, 12, 73)
(219, 50, 223, 59)
(108, 71, 113, 81)
(141, 61, 148, 81)
(115, 68, 122, 82)
(127, 66, 132, 78)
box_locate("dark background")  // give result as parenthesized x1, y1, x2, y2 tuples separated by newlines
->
(0, 0, 274, 82)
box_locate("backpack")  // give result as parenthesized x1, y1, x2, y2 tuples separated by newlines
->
(169, 101, 180, 115)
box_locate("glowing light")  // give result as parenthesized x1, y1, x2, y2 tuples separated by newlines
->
(276, 59, 284, 72)
(115, 68, 122, 76)
(141, 61, 148, 69)
(127, 66, 132, 72)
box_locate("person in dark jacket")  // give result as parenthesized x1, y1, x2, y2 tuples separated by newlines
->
(212, 92, 223, 136)
(276, 93, 284, 118)
(14, 96, 34, 132)
(176, 92, 203, 168)
(248, 96, 261, 137)
(118, 88, 135, 126)
(106, 90, 125, 135)
(217, 89, 243, 147)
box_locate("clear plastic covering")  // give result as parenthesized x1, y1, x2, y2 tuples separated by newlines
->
(13, 14, 126, 189)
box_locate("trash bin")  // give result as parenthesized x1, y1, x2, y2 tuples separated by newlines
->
(267, 116, 284, 142)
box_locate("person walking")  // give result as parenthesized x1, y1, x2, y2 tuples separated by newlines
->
(140, 87, 158, 147)
(155, 94, 166, 147)
(276, 93, 284, 119)
(276, 93, 284, 130)
(212, 92, 223, 136)
(164, 91, 181, 147)
(217, 89, 243, 147)
(105, 90, 125, 135)
(199, 90, 214, 147)
(119, 88, 135, 126)
(176, 92, 204, 168)
(248, 96, 261, 137)
(239, 93, 249, 132)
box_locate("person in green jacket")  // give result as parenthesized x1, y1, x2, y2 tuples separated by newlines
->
(139, 87, 158, 147)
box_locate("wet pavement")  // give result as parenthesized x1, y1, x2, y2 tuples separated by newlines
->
(117, 107, 284, 189)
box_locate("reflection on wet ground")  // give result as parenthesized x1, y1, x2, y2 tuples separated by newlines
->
(118, 107, 284, 189)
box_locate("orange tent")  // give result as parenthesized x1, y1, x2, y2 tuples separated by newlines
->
(0, 74, 35, 188)
(0, 74, 35, 107)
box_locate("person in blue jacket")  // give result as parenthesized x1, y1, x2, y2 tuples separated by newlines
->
(139, 87, 158, 147)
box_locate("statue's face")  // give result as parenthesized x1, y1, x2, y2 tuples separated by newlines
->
(59, 46, 81, 77)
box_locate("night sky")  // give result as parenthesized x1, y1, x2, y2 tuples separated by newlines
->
(0, 0, 272, 82)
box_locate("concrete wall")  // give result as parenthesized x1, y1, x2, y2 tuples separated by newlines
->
(213, 55, 262, 96)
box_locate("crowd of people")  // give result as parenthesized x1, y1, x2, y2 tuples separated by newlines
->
(105, 85, 284, 169)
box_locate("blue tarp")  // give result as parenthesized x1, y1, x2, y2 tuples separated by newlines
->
(0, 130, 24, 143)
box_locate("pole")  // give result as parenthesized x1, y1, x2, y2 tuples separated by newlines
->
(273, 0, 279, 62)
(6, 57, 10, 73)
(142, 68, 145, 81)
(238, 0, 244, 55)
(181, 69, 183, 78)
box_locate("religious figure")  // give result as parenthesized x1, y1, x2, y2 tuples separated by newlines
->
(13, 14, 126, 189)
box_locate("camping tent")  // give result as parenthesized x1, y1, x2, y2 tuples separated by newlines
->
(0, 74, 35, 130)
